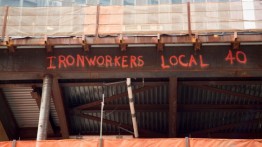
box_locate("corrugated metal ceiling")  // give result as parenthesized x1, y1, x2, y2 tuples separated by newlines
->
(2, 87, 59, 128)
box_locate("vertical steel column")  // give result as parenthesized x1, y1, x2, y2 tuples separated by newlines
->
(126, 78, 139, 138)
(36, 75, 52, 140)
(187, 2, 192, 37)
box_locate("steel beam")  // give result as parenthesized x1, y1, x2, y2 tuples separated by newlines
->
(52, 78, 69, 139)
(0, 89, 17, 140)
(169, 78, 177, 137)
(1, 34, 261, 47)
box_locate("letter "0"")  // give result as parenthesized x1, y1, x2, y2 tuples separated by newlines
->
(236, 51, 247, 64)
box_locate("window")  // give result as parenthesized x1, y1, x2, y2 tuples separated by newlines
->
(112, 0, 123, 5)
(159, 0, 170, 4)
(148, 0, 159, 5)
(100, 0, 111, 5)
(124, 0, 134, 5)
(172, 0, 182, 3)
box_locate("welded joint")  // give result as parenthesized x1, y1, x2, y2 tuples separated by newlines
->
(153, 34, 164, 52)
(193, 34, 201, 51)
(44, 35, 53, 52)
(4, 36, 15, 53)
(118, 34, 127, 51)
(232, 32, 240, 50)
(82, 35, 90, 52)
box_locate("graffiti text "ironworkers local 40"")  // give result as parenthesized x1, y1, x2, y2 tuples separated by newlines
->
(47, 55, 145, 69)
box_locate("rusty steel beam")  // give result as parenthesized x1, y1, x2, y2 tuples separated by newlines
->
(169, 78, 177, 137)
(0, 70, 262, 81)
(0, 121, 8, 141)
(178, 104, 262, 112)
(52, 78, 69, 139)
(73, 86, 156, 111)
(75, 113, 167, 138)
(77, 104, 262, 112)
(0, 89, 17, 140)
(180, 80, 262, 86)
(0, 34, 261, 47)
(81, 104, 168, 112)
(18, 127, 62, 140)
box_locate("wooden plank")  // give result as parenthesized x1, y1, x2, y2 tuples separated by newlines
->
(0, 89, 17, 140)
(169, 78, 177, 137)
(73, 86, 155, 111)
(52, 78, 69, 139)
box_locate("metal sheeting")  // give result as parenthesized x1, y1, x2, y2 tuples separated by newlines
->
(178, 111, 262, 135)
(50, 98, 60, 127)
(70, 111, 168, 135)
(178, 84, 262, 105)
(178, 83, 262, 135)
(2, 87, 60, 128)
(63, 83, 168, 108)
(62, 82, 168, 135)
(2, 87, 39, 128)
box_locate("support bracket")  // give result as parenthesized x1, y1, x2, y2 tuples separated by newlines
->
(193, 34, 201, 51)
(119, 34, 127, 51)
(232, 32, 240, 50)
(44, 35, 53, 52)
(5, 36, 15, 53)
(82, 35, 90, 52)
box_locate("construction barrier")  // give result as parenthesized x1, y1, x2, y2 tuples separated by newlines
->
(0, 1, 261, 37)
(0, 138, 262, 147)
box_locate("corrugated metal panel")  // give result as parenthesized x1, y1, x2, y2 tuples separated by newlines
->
(178, 111, 262, 134)
(2, 87, 39, 128)
(50, 98, 60, 127)
(62, 82, 168, 135)
(63, 83, 168, 108)
(178, 84, 262, 105)
(2, 87, 60, 128)
(178, 83, 262, 135)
